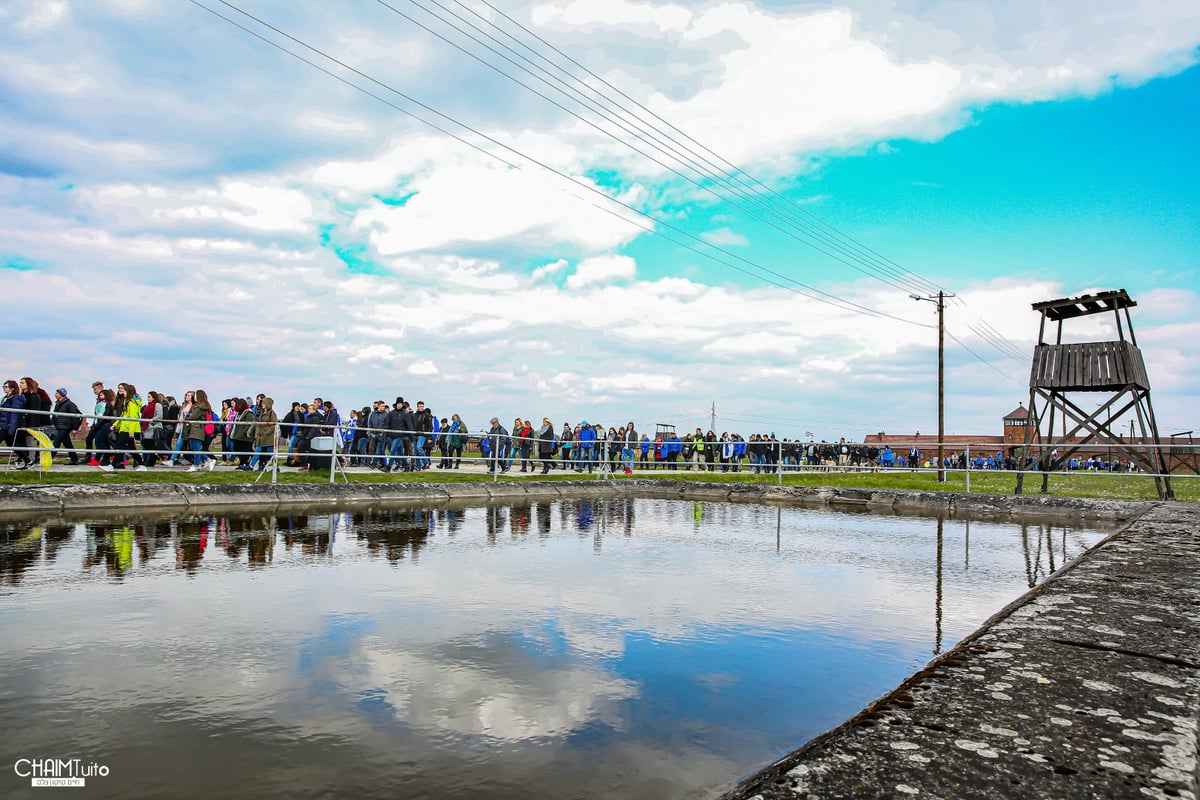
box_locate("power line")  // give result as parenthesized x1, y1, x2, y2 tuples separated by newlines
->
(369, 0, 935, 295)
(192, 0, 1057, 384)
(443, 0, 950, 299)
(372, 0, 1034, 369)
(945, 331, 1024, 386)
(193, 0, 932, 326)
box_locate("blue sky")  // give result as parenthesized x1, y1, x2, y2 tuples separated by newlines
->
(0, 0, 1197, 439)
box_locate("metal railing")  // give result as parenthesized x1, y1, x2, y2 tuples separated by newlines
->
(2, 405, 1196, 494)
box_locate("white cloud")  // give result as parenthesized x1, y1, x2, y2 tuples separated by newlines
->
(408, 360, 439, 376)
(530, 0, 1200, 165)
(349, 344, 401, 364)
(352, 157, 640, 255)
(293, 112, 371, 136)
(566, 255, 637, 288)
(76, 179, 316, 235)
(590, 372, 677, 393)
(531, 258, 569, 280)
(703, 332, 804, 357)
(700, 227, 748, 246)
(13, 0, 70, 34)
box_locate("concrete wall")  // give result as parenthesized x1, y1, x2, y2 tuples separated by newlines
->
(0, 480, 1148, 524)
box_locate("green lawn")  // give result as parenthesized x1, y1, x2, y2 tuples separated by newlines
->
(1, 461, 1194, 501)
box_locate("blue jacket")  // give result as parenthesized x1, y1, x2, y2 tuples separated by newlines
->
(1, 393, 26, 438)
(577, 426, 597, 448)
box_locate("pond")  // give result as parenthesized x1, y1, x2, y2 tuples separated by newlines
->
(0, 499, 1109, 799)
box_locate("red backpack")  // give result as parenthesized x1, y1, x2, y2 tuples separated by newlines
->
(203, 409, 217, 437)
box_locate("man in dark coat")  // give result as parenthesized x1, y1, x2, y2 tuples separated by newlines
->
(50, 388, 83, 464)
(488, 417, 509, 473)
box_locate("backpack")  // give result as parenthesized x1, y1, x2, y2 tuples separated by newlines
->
(68, 400, 84, 431)
(204, 409, 217, 437)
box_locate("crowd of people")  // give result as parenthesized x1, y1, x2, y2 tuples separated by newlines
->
(0, 378, 838, 475)
(2, 375, 1140, 476)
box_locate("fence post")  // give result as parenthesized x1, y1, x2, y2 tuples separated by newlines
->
(777, 440, 782, 486)
(965, 443, 970, 494)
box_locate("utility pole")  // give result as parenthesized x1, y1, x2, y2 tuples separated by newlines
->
(710, 402, 716, 433)
(911, 290, 955, 482)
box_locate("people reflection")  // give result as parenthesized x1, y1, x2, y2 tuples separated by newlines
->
(511, 504, 530, 537)
(357, 511, 430, 563)
(0, 524, 45, 585)
(576, 500, 594, 532)
(486, 505, 504, 544)
(42, 524, 73, 565)
(175, 519, 209, 574)
(85, 526, 135, 577)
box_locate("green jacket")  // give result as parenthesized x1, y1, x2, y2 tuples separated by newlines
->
(112, 397, 143, 435)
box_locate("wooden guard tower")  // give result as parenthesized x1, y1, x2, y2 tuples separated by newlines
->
(1014, 289, 1173, 499)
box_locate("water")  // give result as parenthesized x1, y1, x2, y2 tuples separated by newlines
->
(0, 500, 1108, 799)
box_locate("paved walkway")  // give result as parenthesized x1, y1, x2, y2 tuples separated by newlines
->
(722, 501, 1200, 800)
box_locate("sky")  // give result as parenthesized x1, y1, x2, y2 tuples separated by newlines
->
(1, 0, 1197, 440)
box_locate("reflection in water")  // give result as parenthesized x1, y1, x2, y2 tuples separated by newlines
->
(934, 516, 944, 657)
(358, 509, 431, 563)
(0, 501, 1109, 800)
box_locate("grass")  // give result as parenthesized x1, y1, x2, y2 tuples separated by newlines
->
(1, 458, 1195, 501)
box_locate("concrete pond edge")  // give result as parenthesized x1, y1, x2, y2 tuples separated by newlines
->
(0, 480, 1155, 523)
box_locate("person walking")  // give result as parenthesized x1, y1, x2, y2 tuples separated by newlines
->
(82, 381, 105, 464)
(251, 397, 278, 471)
(16, 377, 53, 469)
(91, 389, 117, 469)
(50, 387, 83, 465)
(559, 423, 574, 469)
(184, 389, 216, 472)
(576, 420, 596, 473)
(230, 398, 256, 470)
(138, 391, 165, 467)
(98, 383, 142, 471)
(413, 401, 433, 471)
(487, 418, 509, 474)
(446, 414, 467, 468)
(537, 417, 555, 474)
(0, 380, 27, 465)
(621, 422, 638, 475)
(166, 390, 194, 466)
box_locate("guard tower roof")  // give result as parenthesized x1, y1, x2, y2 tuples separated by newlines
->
(1003, 404, 1029, 421)
(1031, 289, 1135, 321)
